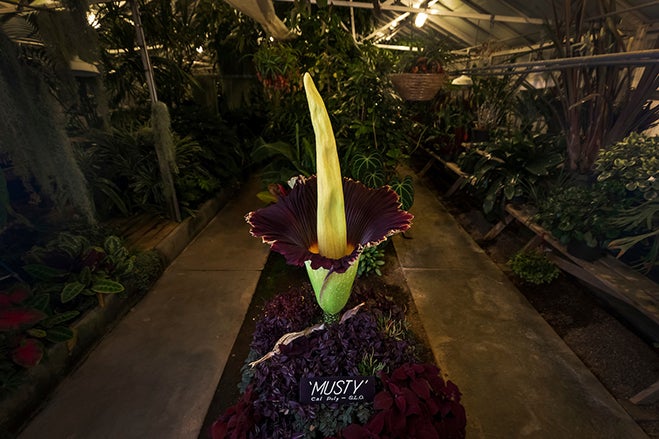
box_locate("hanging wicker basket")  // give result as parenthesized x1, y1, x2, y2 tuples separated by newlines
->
(390, 73, 446, 101)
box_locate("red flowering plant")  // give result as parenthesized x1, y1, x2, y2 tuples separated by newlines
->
(253, 42, 301, 101)
(0, 285, 46, 369)
(0, 283, 81, 390)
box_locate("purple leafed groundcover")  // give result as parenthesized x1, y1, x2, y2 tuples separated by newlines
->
(211, 277, 466, 438)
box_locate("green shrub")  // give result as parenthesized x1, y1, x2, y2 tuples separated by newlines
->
(357, 244, 386, 277)
(508, 249, 560, 285)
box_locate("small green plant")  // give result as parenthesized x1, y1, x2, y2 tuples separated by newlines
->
(357, 244, 386, 277)
(22, 232, 134, 309)
(377, 311, 409, 341)
(358, 349, 387, 376)
(508, 249, 560, 285)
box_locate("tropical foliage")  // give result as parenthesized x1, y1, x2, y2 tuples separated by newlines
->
(457, 133, 564, 213)
(546, 0, 659, 173)
(0, 230, 163, 391)
(249, 2, 415, 203)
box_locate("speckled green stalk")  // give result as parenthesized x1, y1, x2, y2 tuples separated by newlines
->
(305, 259, 359, 318)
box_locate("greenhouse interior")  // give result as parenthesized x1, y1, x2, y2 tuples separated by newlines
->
(0, 0, 658, 437)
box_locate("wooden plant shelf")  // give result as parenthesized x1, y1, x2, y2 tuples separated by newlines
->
(485, 203, 659, 405)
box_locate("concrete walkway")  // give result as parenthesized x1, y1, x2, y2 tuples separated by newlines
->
(19, 173, 647, 438)
(19, 178, 270, 439)
(393, 170, 648, 438)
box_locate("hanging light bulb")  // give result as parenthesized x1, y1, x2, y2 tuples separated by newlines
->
(451, 74, 473, 86)
(415, 12, 428, 28)
(415, 0, 439, 28)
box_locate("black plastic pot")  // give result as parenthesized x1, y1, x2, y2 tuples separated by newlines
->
(567, 240, 602, 262)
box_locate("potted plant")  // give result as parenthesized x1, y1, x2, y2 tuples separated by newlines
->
(536, 184, 614, 261)
(469, 76, 520, 142)
(595, 133, 659, 270)
(390, 44, 449, 102)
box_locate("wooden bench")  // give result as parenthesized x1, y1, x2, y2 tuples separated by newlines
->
(485, 203, 659, 404)
(419, 140, 500, 192)
(418, 146, 472, 197)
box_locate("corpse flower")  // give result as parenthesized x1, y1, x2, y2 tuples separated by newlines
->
(246, 73, 413, 319)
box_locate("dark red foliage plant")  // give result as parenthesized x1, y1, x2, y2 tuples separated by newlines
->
(0, 285, 45, 332)
(340, 363, 466, 439)
(11, 337, 44, 368)
(211, 385, 258, 439)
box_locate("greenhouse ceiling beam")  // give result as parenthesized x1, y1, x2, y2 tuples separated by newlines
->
(588, 0, 659, 22)
(457, 0, 535, 47)
(273, 0, 544, 25)
(455, 48, 659, 75)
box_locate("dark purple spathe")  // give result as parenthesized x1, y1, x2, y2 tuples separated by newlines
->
(245, 176, 413, 273)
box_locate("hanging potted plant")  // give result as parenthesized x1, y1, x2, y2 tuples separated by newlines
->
(390, 56, 446, 101)
(390, 43, 449, 102)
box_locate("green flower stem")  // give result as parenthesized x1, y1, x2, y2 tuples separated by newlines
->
(305, 259, 359, 317)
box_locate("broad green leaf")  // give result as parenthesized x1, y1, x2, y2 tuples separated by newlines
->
(23, 264, 67, 281)
(389, 176, 415, 211)
(351, 153, 383, 182)
(91, 279, 124, 294)
(45, 326, 75, 343)
(360, 171, 386, 189)
(104, 236, 124, 256)
(25, 294, 49, 312)
(78, 266, 92, 286)
(41, 310, 80, 328)
(61, 281, 85, 303)
(27, 328, 47, 338)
